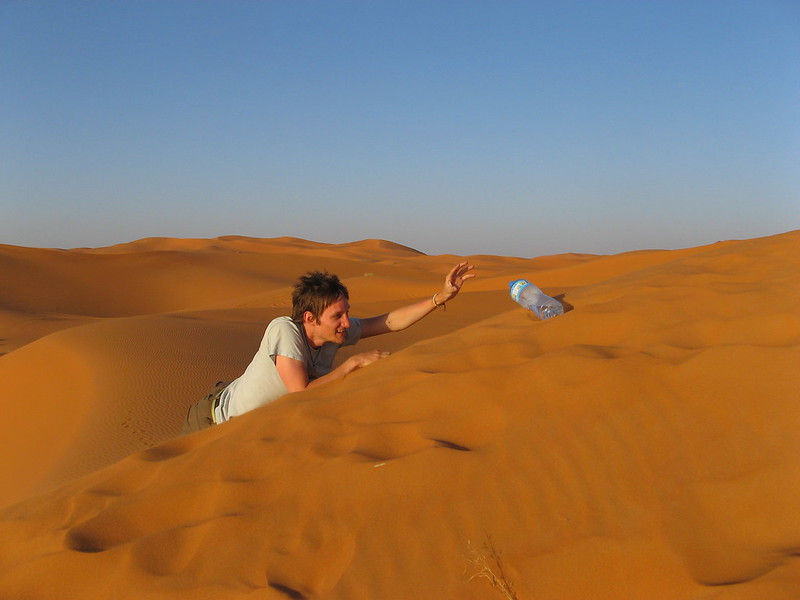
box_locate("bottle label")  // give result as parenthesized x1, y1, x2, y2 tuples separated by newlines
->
(509, 279, 530, 302)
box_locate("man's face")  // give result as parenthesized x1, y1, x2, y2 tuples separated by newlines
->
(307, 295, 351, 346)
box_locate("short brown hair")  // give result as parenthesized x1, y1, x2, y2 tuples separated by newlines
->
(291, 271, 349, 322)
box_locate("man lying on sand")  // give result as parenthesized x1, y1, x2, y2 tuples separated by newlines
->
(182, 262, 475, 433)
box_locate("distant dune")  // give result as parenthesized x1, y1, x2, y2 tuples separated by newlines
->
(1, 231, 799, 599)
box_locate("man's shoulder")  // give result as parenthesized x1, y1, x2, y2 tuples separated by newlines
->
(269, 315, 297, 327)
(266, 316, 301, 337)
(263, 316, 306, 357)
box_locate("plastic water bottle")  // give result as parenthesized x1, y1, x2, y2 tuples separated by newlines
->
(509, 279, 564, 320)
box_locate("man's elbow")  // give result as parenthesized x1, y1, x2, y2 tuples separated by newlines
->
(362, 314, 395, 336)
(383, 316, 406, 333)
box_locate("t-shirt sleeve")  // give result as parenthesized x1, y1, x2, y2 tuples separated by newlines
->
(266, 318, 306, 363)
(343, 317, 362, 347)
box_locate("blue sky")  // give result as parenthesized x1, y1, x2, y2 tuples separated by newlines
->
(1, 1, 798, 257)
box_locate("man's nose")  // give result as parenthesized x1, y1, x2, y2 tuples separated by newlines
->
(341, 314, 351, 328)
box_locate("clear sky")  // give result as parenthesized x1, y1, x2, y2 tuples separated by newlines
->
(2, 1, 798, 257)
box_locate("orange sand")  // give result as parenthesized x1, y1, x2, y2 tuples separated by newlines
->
(0, 231, 798, 599)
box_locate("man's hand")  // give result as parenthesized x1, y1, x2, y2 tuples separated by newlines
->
(344, 349, 391, 374)
(436, 261, 476, 305)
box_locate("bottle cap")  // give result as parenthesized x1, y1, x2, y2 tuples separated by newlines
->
(508, 279, 530, 302)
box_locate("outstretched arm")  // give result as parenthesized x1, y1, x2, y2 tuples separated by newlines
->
(360, 261, 475, 338)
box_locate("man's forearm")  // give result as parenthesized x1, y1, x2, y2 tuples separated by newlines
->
(360, 262, 473, 339)
(383, 296, 441, 332)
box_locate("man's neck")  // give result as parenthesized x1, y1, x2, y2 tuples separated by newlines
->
(302, 322, 324, 349)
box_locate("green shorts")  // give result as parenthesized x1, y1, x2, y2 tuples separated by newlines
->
(181, 381, 228, 435)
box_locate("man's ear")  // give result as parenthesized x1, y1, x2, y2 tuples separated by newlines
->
(303, 311, 317, 325)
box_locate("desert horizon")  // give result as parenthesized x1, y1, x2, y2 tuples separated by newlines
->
(1, 230, 799, 599)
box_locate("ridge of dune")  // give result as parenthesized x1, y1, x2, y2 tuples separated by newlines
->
(72, 235, 425, 259)
(0, 230, 799, 599)
(334, 238, 425, 255)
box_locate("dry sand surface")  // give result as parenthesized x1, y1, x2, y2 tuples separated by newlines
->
(0, 231, 799, 599)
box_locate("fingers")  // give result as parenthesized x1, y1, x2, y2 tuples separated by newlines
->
(357, 349, 390, 367)
(345, 350, 389, 375)
(446, 261, 476, 287)
(458, 263, 476, 282)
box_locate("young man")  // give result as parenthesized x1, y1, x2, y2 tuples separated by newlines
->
(182, 262, 474, 433)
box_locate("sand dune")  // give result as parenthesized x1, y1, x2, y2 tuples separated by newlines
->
(1, 231, 798, 599)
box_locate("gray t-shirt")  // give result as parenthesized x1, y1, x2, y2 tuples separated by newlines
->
(216, 316, 362, 422)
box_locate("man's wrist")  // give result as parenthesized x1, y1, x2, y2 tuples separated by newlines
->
(432, 292, 447, 310)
